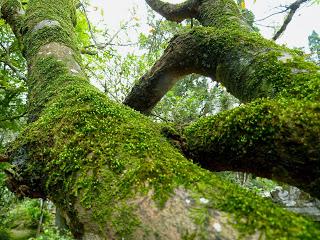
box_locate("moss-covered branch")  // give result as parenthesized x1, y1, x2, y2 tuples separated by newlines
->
(184, 97, 320, 198)
(125, 25, 320, 112)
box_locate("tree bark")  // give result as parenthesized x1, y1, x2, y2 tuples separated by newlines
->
(1, 0, 320, 239)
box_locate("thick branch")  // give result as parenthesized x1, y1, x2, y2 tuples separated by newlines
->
(184, 98, 320, 198)
(124, 33, 206, 114)
(125, 26, 312, 114)
(145, 0, 199, 22)
(273, 0, 309, 41)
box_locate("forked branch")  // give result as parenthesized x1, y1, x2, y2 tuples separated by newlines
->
(145, 0, 200, 22)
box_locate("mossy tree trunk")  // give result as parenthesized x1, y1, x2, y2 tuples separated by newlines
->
(1, 0, 320, 239)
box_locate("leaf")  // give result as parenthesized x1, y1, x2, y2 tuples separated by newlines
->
(241, 1, 246, 9)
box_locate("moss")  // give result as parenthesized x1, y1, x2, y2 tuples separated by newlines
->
(22, 0, 78, 58)
(23, 26, 76, 58)
(184, 96, 320, 197)
(198, 0, 244, 28)
(179, 25, 319, 104)
(193, 176, 320, 239)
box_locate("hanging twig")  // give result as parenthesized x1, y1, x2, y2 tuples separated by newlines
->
(0, 42, 27, 81)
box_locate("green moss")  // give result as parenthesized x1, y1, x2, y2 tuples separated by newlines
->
(23, 0, 78, 58)
(179, 25, 319, 104)
(198, 0, 244, 28)
(195, 176, 320, 239)
(185, 96, 320, 197)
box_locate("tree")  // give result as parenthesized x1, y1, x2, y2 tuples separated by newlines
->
(309, 30, 320, 64)
(0, 0, 319, 239)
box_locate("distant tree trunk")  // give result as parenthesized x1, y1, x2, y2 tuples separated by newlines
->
(55, 207, 68, 232)
(1, 0, 320, 239)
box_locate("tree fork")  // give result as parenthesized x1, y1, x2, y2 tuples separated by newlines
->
(145, 0, 200, 23)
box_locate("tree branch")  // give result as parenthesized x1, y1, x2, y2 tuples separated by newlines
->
(183, 98, 320, 198)
(273, 0, 309, 41)
(2, 59, 27, 80)
(145, 0, 200, 23)
(255, 7, 288, 22)
(124, 32, 206, 114)
(0, 112, 26, 122)
(78, 1, 100, 47)
(124, 26, 283, 114)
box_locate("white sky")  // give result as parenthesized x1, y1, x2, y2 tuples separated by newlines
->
(87, 0, 320, 50)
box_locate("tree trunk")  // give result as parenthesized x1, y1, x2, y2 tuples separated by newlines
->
(1, 0, 320, 239)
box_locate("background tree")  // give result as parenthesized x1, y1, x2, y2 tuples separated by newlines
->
(309, 30, 320, 64)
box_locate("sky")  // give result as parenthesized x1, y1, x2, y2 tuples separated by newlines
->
(87, 0, 320, 51)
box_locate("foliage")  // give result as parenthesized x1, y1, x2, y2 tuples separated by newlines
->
(153, 76, 239, 124)
(0, 166, 18, 225)
(0, 21, 27, 152)
(308, 30, 320, 64)
(29, 225, 73, 240)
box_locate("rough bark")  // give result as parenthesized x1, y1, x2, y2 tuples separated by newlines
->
(1, 0, 320, 239)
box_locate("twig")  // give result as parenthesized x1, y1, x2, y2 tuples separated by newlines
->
(255, 8, 289, 22)
(78, 1, 100, 47)
(2, 59, 27, 81)
(0, 112, 27, 122)
(273, 0, 309, 40)
(36, 199, 46, 236)
(0, 41, 27, 81)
